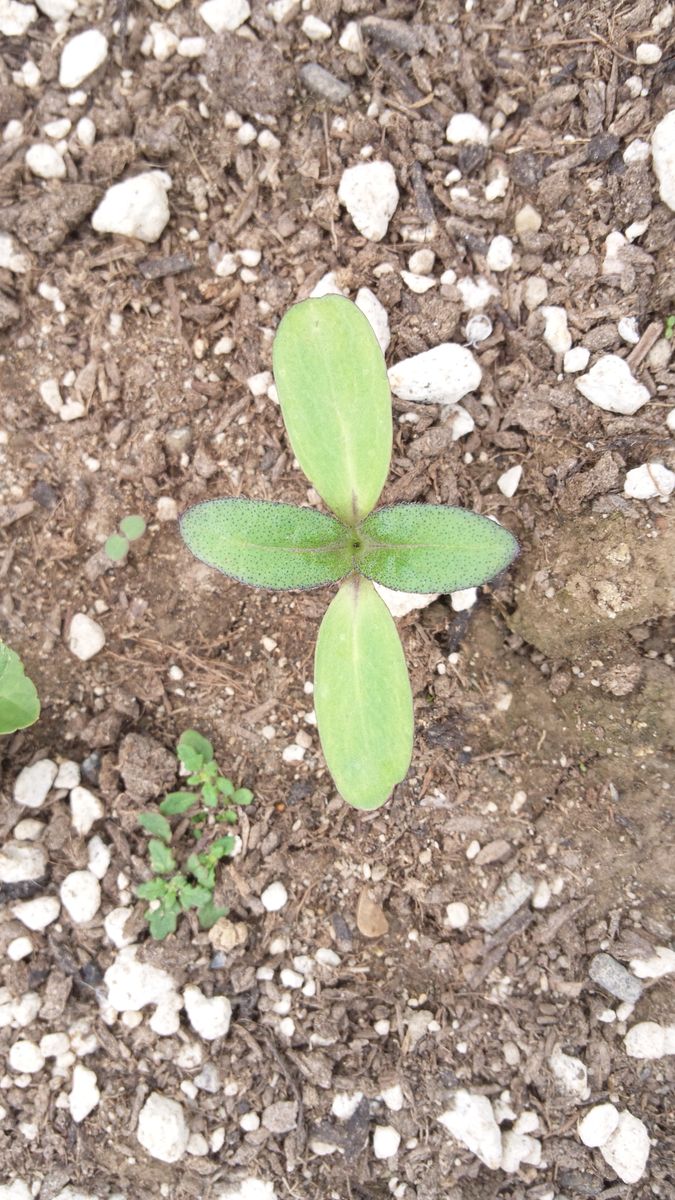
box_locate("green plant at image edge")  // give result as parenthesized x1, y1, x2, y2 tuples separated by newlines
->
(0, 641, 40, 735)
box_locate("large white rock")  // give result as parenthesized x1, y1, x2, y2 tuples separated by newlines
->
(373, 583, 439, 619)
(652, 109, 675, 211)
(578, 1103, 619, 1147)
(438, 1090, 502, 1169)
(184, 985, 232, 1041)
(0, 1180, 32, 1200)
(388, 344, 481, 405)
(11, 895, 60, 930)
(0, 0, 36, 36)
(60, 871, 101, 924)
(92, 172, 171, 243)
(355, 287, 390, 353)
(500, 1130, 541, 1172)
(0, 842, 47, 884)
(630, 946, 675, 979)
(624, 1021, 675, 1059)
(199, 0, 250, 31)
(25, 143, 65, 180)
(104, 946, 177, 1011)
(446, 113, 489, 145)
(600, 1111, 650, 1184)
(576, 354, 650, 415)
(68, 613, 105, 661)
(624, 462, 674, 500)
(69, 1064, 100, 1122)
(13, 759, 58, 809)
(338, 162, 399, 241)
(137, 1092, 189, 1163)
(8, 1039, 44, 1073)
(70, 786, 104, 836)
(59, 30, 109, 89)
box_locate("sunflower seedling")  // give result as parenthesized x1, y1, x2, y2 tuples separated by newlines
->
(104, 514, 146, 563)
(0, 640, 40, 735)
(136, 730, 252, 939)
(180, 296, 518, 811)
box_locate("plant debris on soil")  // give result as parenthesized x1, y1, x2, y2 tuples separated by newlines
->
(1, 0, 674, 1198)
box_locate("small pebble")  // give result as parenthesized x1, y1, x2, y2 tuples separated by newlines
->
(261, 881, 288, 912)
(515, 204, 542, 234)
(541, 305, 572, 354)
(92, 172, 171, 243)
(373, 1125, 401, 1159)
(578, 1103, 620, 1148)
(302, 13, 331, 40)
(589, 953, 643, 1004)
(446, 113, 489, 145)
(199, 0, 250, 34)
(59, 870, 101, 924)
(445, 902, 470, 930)
(13, 760, 58, 809)
(486, 235, 513, 272)
(137, 1092, 189, 1163)
(624, 462, 674, 501)
(652, 109, 675, 211)
(70, 786, 103, 836)
(563, 346, 590, 373)
(69, 1064, 100, 1123)
(183, 985, 231, 1041)
(575, 355, 650, 415)
(636, 42, 662, 64)
(355, 287, 390, 353)
(601, 1110, 650, 1184)
(497, 464, 522, 498)
(338, 161, 399, 242)
(59, 30, 109, 89)
(408, 248, 435, 275)
(9, 1040, 45, 1073)
(7, 937, 33, 961)
(68, 613, 105, 661)
(11, 896, 60, 930)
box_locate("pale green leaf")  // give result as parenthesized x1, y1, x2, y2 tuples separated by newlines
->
(314, 577, 413, 810)
(0, 641, 40, 735)
(180, 498, 354, 590)
(272, 296, 392, 525)
(358, 504, 518, 593)
(138, 811, 173, 843)
(119, 514, 146, 541)
(104, 533, 128, 562)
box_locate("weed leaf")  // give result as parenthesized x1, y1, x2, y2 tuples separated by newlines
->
(197, 900, 229, 929)
(148, 839, 177, 875)
(0, 641, 40, 735)
(147, 904, 178, 940)
(138, 811, 172, 843)
(160, 791, 196, 815)
(178, 730, 214, 765)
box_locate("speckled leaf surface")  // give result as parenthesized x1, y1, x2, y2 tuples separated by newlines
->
(180, 499, 354, 590)
(358, 504, 518, 593)
(272, 296, 392, 525)
(0, 641, 40, 735)
(314, 577, 413, 810)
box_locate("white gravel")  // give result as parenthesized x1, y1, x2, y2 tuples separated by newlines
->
(445, 901, 470, 929)
(438, 1089, 502, 1170)
(575, 354, 650, 415)
(199, 0, 250, 33)
(564, 346, 590, 373)
(372, 1124, 401, 1159)
(184, 985, 232, 1040)
(652, 109, 675, 211)
(137, 1091, 189, 1162)
(497, 465, 522, 498)
(13, 758, 57, 808)
(624, 462, 674, 500)
(260, 881, 288, 912)
(541, 305, 572, 354)
(25, 143, 65, 179)
(69, 786, 104, 836)
(337, 161, 399, 241)
(10, 896, 60, 930)
(104, 946, 178, 1011)
(446, 113, 489, 145)
(548, 1046, 590, 1100)
(486, 235, 514, 272)
(373, 584, 439, 619)
(59, 29, 108, 89)
(8, 1039, 45, 1073)
(69, 1064, 100, 1122)
(68, 613, 106, 661)
(355, 287, 390, 353)
(92, 172, 171, 243)
(0, 842, 46, 884)
(578, 1102, 620, 1147)
(630, 946, 675, 978)
(0, 0, 36, 36)
(388, 343, 481, 405)
(60, 870, 101, 923)
(601, 1110, 650, 1184)
(624, 1020, 675, 1059)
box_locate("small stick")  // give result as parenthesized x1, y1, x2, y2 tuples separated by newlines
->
(626, 320, 663, 369)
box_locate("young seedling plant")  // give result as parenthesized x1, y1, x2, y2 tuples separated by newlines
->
(0, 640, 40, 735)
(104, 514, 146, 563)
(180, 296, 518, 811)
(136, 730, 253, 940)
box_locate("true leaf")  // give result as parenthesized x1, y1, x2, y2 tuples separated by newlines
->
(314, 576, 413, 810)
(178, 729, 214, 765)
(358, 504, 519, 593)
(148, 839, 177, 874)
(160, 791, 196, 815)
(179, 883, 213, 910)
(197, 900, 229, 929)
(186, 854, 214, 888)
(233, 787, 253, 806)
(136, 878, 168, 901)
(0, 641, 40, 735)
(138, 811, 172, 843)
(210, 835, 235, 859)
(180, 498, 354, 590)
(217, 776, 234, 797)
(202, 783, 218, 807)
(272, 296, 392, 525)
(147, 904, 178, 940)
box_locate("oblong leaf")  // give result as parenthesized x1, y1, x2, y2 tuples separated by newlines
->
(178, 730, 213, 763)
(138, 811, 173, 842)
(0, 641, 40, 735)
(148, 839, 176, 875)
(272, 296, 392, 525)
(314, 577, 413, 810)
(358, 504, 518, 593)
(180, 498, 354, 590)
(160, 791, 197, 815)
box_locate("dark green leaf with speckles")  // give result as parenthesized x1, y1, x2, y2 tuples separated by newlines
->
(357, 504, 518, 593)
(180, 498, 354, 590)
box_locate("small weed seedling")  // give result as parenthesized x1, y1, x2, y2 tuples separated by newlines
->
(180, 297, 518, 810)
(136, 730, 253, 940)
(0, 640, 40, 735)
(665, 314, 675, 340)
(104, 514, 146, 563)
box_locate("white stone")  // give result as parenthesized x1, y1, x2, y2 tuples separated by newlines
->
(355, 287, 390, 353)
(465, 314, 492, 344)
(636, 42, 662, 64)
(576, 354, 650, 415)
(626, 217, 650, 240)
(446, 113, 489, 145)
(451, 587, 478, 612)
(40, 1032, 70, 1057)
(260, 881, 288, 912)
(0, 0, 36, 36)
(630, 946, 675, 978)
(515, 204, 541, 234)
(247, 370, 273, 397)
(485, 173, 509, 201)
(70, 786, 103, 836)
(380, 1084, 404, 1111)
(9, 1039, 44, 1073)
(148, 22, 178, 61)
(624, 462, 674, 500)
(103, 907, 136, 948)
(339, 20, 362, 53)
(541, 306, 572, 354)
(548, 1047, 590, 1100)
(652, 3, 673, 32)
(624, 138, 651, 165)
(54, 760, 80, 789)
(600, 1111, 650, 1184)
(603, 230, 627, 276)
(184, 985, 231, 1040)
(157, 496, 178, 521)
(388, 344, 481, 405)
(338, 161, 399, 241)
(445, 901, 470, 929)
(497, 465, 522, 497)
(149, 992, 183, 1036)
(178, 37, 206, 57)
(308, 271, 343, 298)
(564, 346, 590, 373)
(532, 879, 551, 909)
(75, 116, 96, 146)
(408, 247, 435, 275)
(500, 1131, 541, 1172)
(667, 408, 675, 432)
(35, 0, 75, 17)
(240, 1111, 261, 1131)
(13, 759, 58, 809)
(624, 1021, 675, 1059)
(43, 118, 71, 139)
(0, 232, 29, 274)
(69, 1064, 100, 1122)
(215, 1181, 278, 1200)
(87, 835, 111, 879)
(578, 1103, 620, 1148)
(524, 275, 548, 310)
(486, 235, 513, 272)
(372, 1125, 400, 1159)
(60, 871, 100, 924)
(105, 946, 177, 1011)
(137, 1092, 189, 1163)
(68, 613, 105, 661)
(199, 0, 250, 33)
(438, 1090, 502, 1170)
(11, 895, 60, 930)
(8, 937, 33, 961)
(92, 172, 171, 244)
(12, 819, 44, 840)
(331, 1091, 363, 1120)
(302, 13, 331, 40)
(652, 110, 675, 211)
(152, 0, 181, 7)
(25, 142, 66, 180)
(59, 30, 108, 89)
(0, 842, 46, 884)
(401, 270, 436, 294)
(373, 583, 439, 618)
(457, 275, 499, 311)
(282, 743, 305, 763)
